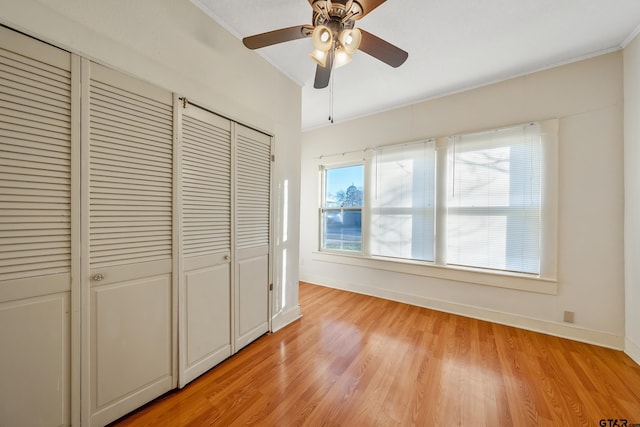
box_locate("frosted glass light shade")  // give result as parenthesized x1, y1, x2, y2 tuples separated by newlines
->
(334, 47, 352, 68)
(309, 49, 328, 67)
(339, 28, 361, 54)
(312, 25, 333, 51)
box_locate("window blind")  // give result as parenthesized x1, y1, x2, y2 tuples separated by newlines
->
(371, 140, 436, 261)
(447, 123, 542, 274)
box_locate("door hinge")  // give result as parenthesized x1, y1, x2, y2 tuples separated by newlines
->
(271, 154, 275, 162)
(269, 283, 273, 291)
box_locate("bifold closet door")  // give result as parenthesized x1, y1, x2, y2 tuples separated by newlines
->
(82, 61, 175, 426)
(178, 102, 232, 387)
(0, 27, 75, 427)
(234, 124, 272, 351)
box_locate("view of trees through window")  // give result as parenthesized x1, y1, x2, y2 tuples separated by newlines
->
(322, 164, 363, 252)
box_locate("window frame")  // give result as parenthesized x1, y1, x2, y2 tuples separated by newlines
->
(370, 139, 437, 262)
(314, 120, 558, 294)
(445, 123, 543, 274)
(319, 161, 365, 254)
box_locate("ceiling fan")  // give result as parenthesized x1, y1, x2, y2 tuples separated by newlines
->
(242, 0, 408, 89)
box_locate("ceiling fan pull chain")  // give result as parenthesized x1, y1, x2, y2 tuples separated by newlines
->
(329, 52, 334, 123)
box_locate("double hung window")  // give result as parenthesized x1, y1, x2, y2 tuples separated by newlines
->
(320, 164, 364, 252)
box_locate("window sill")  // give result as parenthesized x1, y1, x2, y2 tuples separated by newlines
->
(311, 251, 558, 295)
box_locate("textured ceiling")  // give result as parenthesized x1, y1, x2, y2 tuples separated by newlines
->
(192, 0, 640, 130)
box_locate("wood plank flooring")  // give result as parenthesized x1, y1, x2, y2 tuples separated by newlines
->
(111, 282, 640, 426)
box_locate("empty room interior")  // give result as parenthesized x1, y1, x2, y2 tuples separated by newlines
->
(1, 0, 640, 425)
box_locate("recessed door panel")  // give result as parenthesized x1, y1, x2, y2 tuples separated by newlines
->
(237, 251, 269, 340)
(0, 294, 69, 427)
(184, 261, 231, 383)
(93, 275, 171, 408)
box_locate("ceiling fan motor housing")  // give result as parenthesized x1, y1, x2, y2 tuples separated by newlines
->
(312, 0, 361, 33)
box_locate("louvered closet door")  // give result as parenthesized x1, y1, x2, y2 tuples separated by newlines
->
(178, 103, 232, 387)
(234, 124, 272, 351)
(0, 27, 74, 427)
(83, 62, 175, 427)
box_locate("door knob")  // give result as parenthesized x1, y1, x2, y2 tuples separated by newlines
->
(93, 273, 104, 281)
(224, 255, 230, 261)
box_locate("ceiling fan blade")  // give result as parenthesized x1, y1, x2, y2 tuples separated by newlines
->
(358, 28, 408, 67)
(353, 0, 387, 19)
(314, 52, 334, 89)
(243, 25, 312, 50)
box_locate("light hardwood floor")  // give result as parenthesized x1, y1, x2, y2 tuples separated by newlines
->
(112, 282, 640, 426)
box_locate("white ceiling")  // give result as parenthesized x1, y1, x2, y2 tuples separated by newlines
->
(192, 0, 640, 130)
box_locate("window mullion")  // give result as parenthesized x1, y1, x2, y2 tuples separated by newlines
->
(435, 137, 449, 266)
(362, 151, 373, 257)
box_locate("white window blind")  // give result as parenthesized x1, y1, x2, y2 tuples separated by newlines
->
(371, 140, 436, 261)
(447, 123, 542, 274)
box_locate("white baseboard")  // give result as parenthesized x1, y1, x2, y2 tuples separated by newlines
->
(271, 304, 302, 333)
(625, 337, 640, 365)
(301, 275, 624, 350)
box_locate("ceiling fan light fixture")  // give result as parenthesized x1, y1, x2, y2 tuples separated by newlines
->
(339, 28, 361, 54)
(334, 47, 352, 68)
(312, 25, 333, 51)
(309, 48, 329, 67)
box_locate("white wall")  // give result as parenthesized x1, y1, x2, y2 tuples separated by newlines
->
(301, 52, 625, 348)
(624, 34, 640, 364)
(0, 0, 302, 326)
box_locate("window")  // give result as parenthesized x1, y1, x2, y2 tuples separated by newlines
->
(371, 141, 436, 261)
(447, 124, 542, 273)
(318, 120, 557, 280)
(321, 164, 364, 252)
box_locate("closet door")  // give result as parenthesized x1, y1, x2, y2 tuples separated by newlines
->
(82, 62, 175, 426)
(178, 102, 232, 387)
(234, 124, 272, 351)
(0, 27, 75, 427)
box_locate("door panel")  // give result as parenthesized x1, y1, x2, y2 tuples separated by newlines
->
(185, 260, 230, 377)
(0, 26, 73, 427)
(234, 124, 272, 351)
(237, 249, 269, 340)
(93, 275, 171, 408)
(0, 294, 69, 427)
(84, 61, 175, 426)
(178, 103, 232, 387)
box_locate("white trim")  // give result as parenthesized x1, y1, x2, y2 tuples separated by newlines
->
(625, 337, 640, 366)
(622, 23, 640, 48)
(271, 305, 302, 332)
(79, 56, 92, 426)
(70, 52, 82, 427)
(312, 251, 558, 295)
(302, 276, 623, 350)
(268, 134, 275, 335)
(172, 93, 182, 389)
